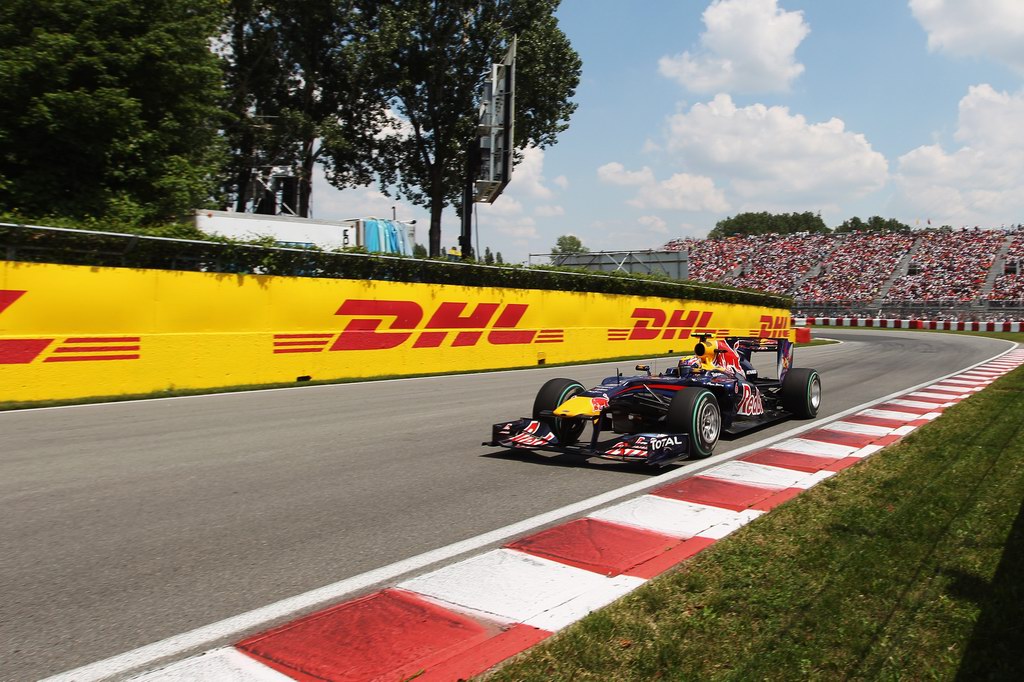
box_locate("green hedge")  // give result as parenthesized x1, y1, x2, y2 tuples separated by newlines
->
(0, 223, 791, 308)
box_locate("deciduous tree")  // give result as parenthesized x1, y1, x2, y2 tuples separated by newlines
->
(221, 1, 390, 217)
(708, 211, 830, 238)
(0, 0, 225, 223)
(551, 233, 587, 255)
(365, 0, 581, 256)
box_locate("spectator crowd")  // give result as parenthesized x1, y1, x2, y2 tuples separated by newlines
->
(662, 226, 1023, 312)
(884, 229, 1005, 303)
(989, 232, 1024, 302)
(663, 236, 753, 281)
(797, 231, 914, 303)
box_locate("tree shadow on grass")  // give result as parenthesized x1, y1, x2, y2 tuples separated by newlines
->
(954, 495, 1024, 681)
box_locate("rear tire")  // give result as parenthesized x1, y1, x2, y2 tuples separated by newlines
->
(533, 378, 586, 445)
(781, 368, 821, 418)
(665, 387, 721, 459)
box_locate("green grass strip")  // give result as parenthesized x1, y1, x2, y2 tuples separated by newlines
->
(485, 366, 1024, 681)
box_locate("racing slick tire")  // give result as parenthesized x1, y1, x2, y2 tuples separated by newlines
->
(781, 368, 822, 418)
(533, 378, 587, 446)
(665, 387, 721, 459)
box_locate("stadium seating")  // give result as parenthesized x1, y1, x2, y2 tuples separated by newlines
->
(662, 226, 1023, 318)
(989, 233, 1024, 302)
(884, 229, 1004, 303)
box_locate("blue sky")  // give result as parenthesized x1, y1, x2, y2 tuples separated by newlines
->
(313, 0, 1024, 263)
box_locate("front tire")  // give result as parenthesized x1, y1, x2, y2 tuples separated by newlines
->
(781, 368, 821, 418)
(533, 378, 586, 445)
(665, 387, 721, 459)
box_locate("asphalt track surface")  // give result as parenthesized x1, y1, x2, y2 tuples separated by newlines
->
(0, 329, 1013, 681)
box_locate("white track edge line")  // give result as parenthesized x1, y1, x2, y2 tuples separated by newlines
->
(42, 342, 1019, 682)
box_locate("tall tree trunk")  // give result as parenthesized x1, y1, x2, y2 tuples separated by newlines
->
(299, 136, 315, 217)
(233, 128, 255, 212)
(429, 201, 443, 257)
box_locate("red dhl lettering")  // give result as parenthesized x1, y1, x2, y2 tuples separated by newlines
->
(0, 290, 141, 364)
(758, 314, 791, 337)
(0, 338, 54, 364)
(1, 290, 54, 363)
(0, 289, 27, 316)
(609, 307, 716, 341)
(320, 299, 558, 351)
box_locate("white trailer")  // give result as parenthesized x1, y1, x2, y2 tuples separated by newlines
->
(194, 210, 415, 256)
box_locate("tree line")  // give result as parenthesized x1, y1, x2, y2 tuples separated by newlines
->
(708, 212, 912, 238)
(556, 213, 917, 257)
(0, 0, 581, 257)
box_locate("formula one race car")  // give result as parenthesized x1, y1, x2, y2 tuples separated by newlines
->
(484, 335, 821, 467)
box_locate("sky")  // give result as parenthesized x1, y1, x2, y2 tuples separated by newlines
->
(311, 0, 1024, 264)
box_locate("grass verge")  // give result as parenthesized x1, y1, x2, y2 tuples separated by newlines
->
(485, 365, 1024, 681)
(0, 340, 833, 412)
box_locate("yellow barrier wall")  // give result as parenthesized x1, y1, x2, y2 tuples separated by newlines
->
(0, 261, 791, 403)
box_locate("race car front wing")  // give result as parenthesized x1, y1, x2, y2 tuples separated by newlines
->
(484, 418, 691, 467)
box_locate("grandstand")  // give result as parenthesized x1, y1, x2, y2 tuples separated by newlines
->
(662, 226, 1024, 320)
(989, 232, 1024, 311)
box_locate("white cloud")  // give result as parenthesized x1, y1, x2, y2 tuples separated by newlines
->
(493, 220, 539, 240)
(628, 172, 731, 212)
(638, 215, 669, 234)
(534, 204, 565, 217)
(659, 0, 809, 93)
(660, 94, 888, 208)
(954, 83, 1024, 149)
(478, 195, 524, 217)
(910, 0, 1024, 74)
(597, 162, 656, 186)
(475, 145, 563, 255)
(511, 146, 555, 199)
(552, 175, 569, 190)
(895, 84, 1024, 224)
(311, 170, 422, 224)
(474, 208, 539, 258)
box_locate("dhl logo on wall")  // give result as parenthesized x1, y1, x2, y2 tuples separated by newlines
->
(0, 261, 790, 403)
(1, 289, 142, 364)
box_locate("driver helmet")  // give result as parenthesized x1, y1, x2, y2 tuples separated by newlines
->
(678, 356, 702, 373)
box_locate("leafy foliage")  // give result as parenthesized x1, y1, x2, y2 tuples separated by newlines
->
(368, 0, 581, 256)
(220, 1, 390, 217)
(0, 0, 226, 224)
(834, 215, 912, 233)
(551, 234, 588, 255)
(0, 1, 580, 252)
(709, 211, 831, 238)
(0, 223, 791, 309)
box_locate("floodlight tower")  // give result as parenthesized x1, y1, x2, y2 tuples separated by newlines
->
(460, 38, 516, 261)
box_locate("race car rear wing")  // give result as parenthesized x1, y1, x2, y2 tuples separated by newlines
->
(728, 336, 794, 383)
